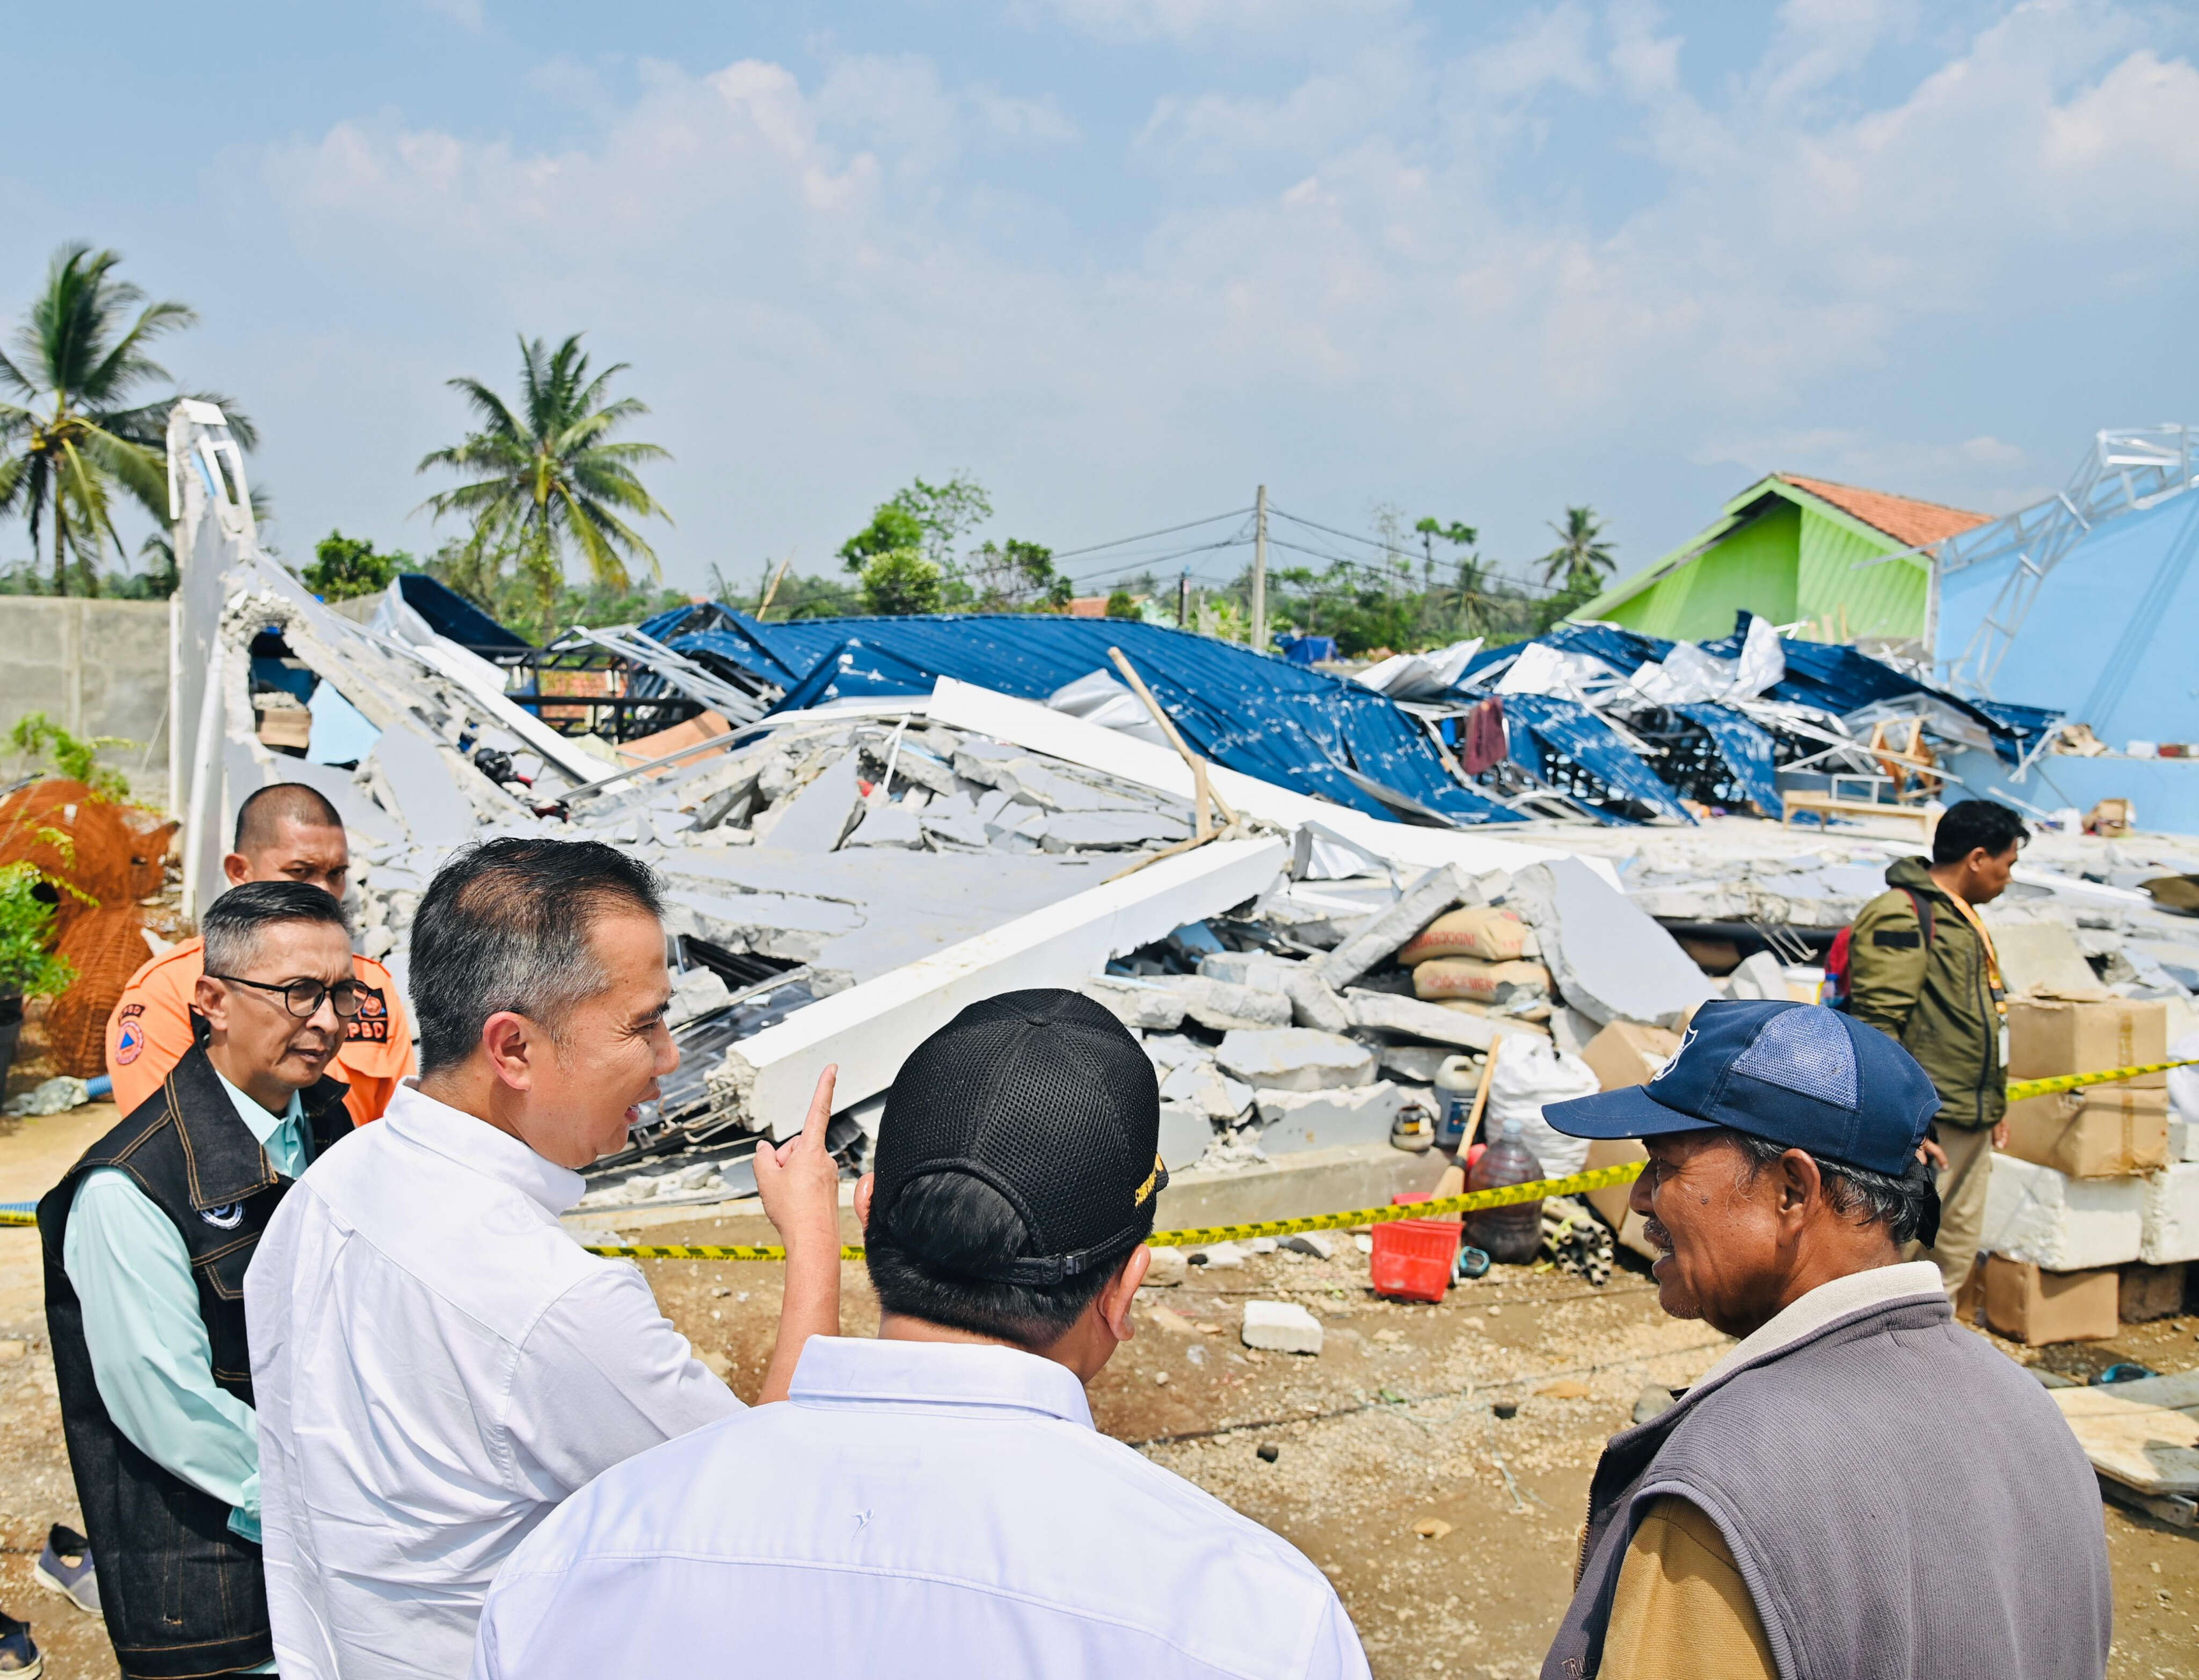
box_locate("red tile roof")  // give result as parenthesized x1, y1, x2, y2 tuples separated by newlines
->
(1775, 474, 1991, 549)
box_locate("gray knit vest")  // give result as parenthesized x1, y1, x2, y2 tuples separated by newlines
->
(1543, 1294, 2110, 1680)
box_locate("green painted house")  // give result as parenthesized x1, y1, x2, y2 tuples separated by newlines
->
(1576, 474, 1990, 644)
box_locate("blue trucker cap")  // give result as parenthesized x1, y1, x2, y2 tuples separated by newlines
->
(1543, 1000, 1942, 1178)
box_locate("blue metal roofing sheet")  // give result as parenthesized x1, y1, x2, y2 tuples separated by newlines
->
(650, 609, 1519, 825)
(1673, 703, 1784, 817)
(1496, 694, 1693, 823)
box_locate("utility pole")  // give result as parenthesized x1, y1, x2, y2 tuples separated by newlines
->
(1251, 484, 1268, 651)
(1177, 571, 1189, 629)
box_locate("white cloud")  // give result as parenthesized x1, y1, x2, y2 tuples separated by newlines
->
(241, 2, 2199, 577)
(420, 0, 484, 31)
(1020, 0, 1407, 46)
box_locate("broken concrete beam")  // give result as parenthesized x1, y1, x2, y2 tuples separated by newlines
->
(1313, 864, 1490, 991)
(1197, 950, 1299, 991)
(1508, 857, 1718, 1029)
(1080, 977, 1189, 1031)
(1254, 1082, 1404, 1154)
(1980, 1154, 2145, 1270)
(1280, 967, 1351, 1034)
(706, 837, 1287, 1137)
(1345, 987, 1545, 1052)
(1160, 1059, 1255, 1121)
(1150, 974, 1293, 1030)
(1379, 1044, 1453, 1084)
(1157, 1100, 1215, 1173)
(1214, 1028, 1376, 1092)
(1242, 1299, 1323, 1355)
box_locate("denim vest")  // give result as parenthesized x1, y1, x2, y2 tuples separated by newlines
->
(40, 1044, 352, 1678)
(1543, 1294, 2111, 1680)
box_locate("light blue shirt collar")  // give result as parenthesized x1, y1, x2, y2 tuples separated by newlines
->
(211, 1067, 309, 1181)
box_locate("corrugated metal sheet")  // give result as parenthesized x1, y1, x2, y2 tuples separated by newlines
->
(1673, 703, 1783, 817)
(1494, 694, 1693, 823)
(645, 608, 1519, 824)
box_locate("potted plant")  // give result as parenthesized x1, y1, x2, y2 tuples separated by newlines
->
(0, 862, 76, 1091)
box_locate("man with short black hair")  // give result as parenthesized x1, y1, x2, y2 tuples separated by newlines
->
(247, 838, 843, 1680)
(470, 988, 1370, 1680)
(1537, 1000, 2109, 1680)
(1848, 796, 2027, 1293)
(43, 882, 362, 1677)
(107, 781, 413, 1124)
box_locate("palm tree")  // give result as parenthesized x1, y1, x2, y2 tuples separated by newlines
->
(417, 334, 671, 628)
(1535, 505, 1616, 596)
(0, 244, 253, 595)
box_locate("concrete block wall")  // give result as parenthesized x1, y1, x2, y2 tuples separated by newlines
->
(0, 597, 171, 810)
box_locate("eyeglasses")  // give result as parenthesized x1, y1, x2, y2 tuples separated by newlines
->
(207, 973, 367, 1020)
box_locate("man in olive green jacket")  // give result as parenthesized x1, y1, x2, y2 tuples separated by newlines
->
(1848, 799, 2028, 1296)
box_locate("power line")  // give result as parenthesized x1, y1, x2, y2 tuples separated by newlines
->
(1047, 509, 1253, 563)
(1065, 535, 1251, 588)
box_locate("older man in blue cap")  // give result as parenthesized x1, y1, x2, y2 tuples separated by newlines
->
(1537, 1000, 2109, 1680)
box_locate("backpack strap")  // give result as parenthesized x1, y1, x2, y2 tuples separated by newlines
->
(1903, 886, 1936, 948)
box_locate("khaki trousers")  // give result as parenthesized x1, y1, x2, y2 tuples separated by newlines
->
(1914, 1124, 1996, 1297)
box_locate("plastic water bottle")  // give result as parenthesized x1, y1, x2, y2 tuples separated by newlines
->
(1465, 1117, 1543, 1264)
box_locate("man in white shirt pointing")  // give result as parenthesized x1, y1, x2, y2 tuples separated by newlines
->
(472, 988, 1371, 1680)
(246, 837, 843, 1679)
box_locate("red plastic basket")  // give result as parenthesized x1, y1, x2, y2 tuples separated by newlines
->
(1370, 1192, 1462, 1304)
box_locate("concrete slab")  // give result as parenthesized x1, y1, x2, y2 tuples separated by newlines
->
(1255, 1082, 1405, 1154)
(1158, 1100, 1214, 1173)
(1345, 988, 1545, 1052)
(1214, 1028, 1376, 1092)
(1242, 1299, 1323, 1355)
(706, 837, 1287, 1137)
(1508, 856, 1717, 1029)
(1160, 1059, 1255, 1120)
(765, 751, 863, 852)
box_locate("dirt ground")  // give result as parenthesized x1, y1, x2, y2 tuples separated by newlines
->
(0, 1116, 2193, 1678)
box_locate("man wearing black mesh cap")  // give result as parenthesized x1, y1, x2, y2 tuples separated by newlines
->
(469, 988, 1371, 1680)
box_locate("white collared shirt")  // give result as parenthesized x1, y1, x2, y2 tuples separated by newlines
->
(245, 1081, 739, 1680)
(473, 1335, 1371, 1680)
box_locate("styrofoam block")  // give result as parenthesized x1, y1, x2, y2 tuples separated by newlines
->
(2140, 1161, 2199, 1264)
(1980, 1153, 2145, 1270)
(1242, 1299, 1323, 1355)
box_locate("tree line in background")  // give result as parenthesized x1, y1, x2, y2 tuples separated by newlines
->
(0, 243, 1620, 659)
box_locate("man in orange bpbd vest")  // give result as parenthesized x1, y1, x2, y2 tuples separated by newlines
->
(107, 784, 413, 1126)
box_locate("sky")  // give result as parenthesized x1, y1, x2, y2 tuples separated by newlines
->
(6, 0, 2198, 602)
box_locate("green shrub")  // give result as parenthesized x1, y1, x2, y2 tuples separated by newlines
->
(0, 862, 75, 1001)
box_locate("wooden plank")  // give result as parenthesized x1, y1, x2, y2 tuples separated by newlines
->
(2051, 1369, 2199, 1495)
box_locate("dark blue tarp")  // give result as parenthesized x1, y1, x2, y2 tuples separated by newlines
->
(1494, 694, 1693, 823)
(1673, 703, 1783, 817)
(395, 574, 532, 651)
(1279, 634, 1338, 667)
(645, 607, 1520, 825)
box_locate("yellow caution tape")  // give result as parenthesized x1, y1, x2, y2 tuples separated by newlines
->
(3, 1056, 2188, 1259)
(2003, 1058, 2196, 1104)
(578, 1162, 1646, 1261)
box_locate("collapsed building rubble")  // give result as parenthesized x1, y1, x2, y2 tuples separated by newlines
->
(156, 404, 2199, 1260)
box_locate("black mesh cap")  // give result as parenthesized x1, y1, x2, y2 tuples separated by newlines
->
(872, 988, 1167, 1285)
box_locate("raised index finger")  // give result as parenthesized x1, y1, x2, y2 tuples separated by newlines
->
(800, 1064, 839, 1147)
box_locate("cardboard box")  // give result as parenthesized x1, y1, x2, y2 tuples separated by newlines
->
(2008, 994, 2167, 1090)
(1980, 1256, 2119, 1345)
(2000, 1087, 2170, 1178)
(2119, 1261, 2188, 1323)
(1581, 1021, 1682, 1094)
(1582, 1136, 1650, 1232)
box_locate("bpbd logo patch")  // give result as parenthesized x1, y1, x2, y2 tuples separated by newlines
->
(346, 985, 391, 1045)
(114, 1005, 146, 1066)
